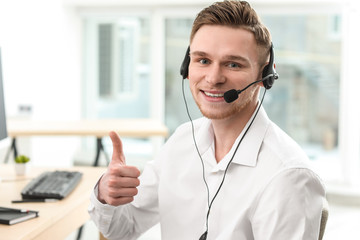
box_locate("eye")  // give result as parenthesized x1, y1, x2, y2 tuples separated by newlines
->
(227, 62, 240, 68)
(199, 59, 210, 65)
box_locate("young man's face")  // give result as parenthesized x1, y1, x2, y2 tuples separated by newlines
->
(188, 25, 263, 120)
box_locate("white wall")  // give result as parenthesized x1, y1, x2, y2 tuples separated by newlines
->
(0, 0, 82, 166)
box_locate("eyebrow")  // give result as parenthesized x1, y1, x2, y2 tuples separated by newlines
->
(190, 51, 250, 64)
(190, 51, 208, 57)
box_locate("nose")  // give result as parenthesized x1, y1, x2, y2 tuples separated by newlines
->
(205, 64, 225, 85)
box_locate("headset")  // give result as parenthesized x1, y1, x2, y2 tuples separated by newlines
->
(180, 42, 278, 91)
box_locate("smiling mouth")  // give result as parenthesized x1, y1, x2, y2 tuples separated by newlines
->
(203, 91, 224, 98)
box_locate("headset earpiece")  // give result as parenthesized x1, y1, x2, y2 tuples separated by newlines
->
(261, 43, 278, 89)
(180, 46, 191, 79)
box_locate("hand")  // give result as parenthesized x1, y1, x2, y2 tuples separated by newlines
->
(97, 131, 141, 206)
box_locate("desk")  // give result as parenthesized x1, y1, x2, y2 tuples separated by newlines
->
(5, 119, 169, 166)
(0, 164, 106, 240)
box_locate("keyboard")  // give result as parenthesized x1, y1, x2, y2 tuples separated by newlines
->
(21, 171, 83, 200)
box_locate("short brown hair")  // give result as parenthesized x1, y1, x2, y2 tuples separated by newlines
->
(190, 0, 271, 66)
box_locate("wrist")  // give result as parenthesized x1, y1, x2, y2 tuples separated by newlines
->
(96, 175, 107, 204)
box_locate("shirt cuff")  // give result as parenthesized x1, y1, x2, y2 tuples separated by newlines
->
(88, 178, 118, 216)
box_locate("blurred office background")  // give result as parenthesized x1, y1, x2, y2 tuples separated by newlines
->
(0, 0, 360, 239)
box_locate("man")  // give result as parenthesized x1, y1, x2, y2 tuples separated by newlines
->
(89, 1, 326, 239)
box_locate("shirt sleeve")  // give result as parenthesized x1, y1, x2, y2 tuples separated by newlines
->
(250, 167, 326, 240)
(88, 160, 161, 240)
(88, 185, 127, 239)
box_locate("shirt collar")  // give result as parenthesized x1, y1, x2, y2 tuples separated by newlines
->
(230, 106, 269, 166)
(195, 106, 270, 168)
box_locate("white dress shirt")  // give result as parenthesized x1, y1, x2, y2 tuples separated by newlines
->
(89, 106, 326, 240)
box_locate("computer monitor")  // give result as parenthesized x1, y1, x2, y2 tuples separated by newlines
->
(0, 48, 9, 149)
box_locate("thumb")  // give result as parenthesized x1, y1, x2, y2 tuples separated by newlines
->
(109, 131, 126, 165)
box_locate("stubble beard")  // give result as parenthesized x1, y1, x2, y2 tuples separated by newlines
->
(195, 90, 256, 120)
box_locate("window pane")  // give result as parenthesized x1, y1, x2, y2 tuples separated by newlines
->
(81, 15, 153, 166)
(84, 16, 151, 119)
(262, 14, 341, 162)
(165, 18, 198, 133)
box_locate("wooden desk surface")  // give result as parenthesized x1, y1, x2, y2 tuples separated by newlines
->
(0, 164, 106, 240)
(7, 118, 168, 138)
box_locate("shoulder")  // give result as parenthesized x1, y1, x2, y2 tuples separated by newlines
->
(254, 119, 326, 205)
(254, 119, 325, 193)
(264, 167, 325, 196)
(261, 120, 311, 168)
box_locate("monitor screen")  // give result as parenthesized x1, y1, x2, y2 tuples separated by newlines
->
(0, 48, 8, 144)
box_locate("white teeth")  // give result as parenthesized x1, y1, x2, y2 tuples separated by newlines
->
(204, 91, 224, 97)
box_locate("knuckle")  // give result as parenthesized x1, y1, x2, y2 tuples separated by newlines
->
(108, 178, 117, 187)
(107, 198, 117, 206)
(108, 188, 118, 197)
(119, 188, 137, 197)
(125, 196, 134, 204)
(109, 167, 118, 175)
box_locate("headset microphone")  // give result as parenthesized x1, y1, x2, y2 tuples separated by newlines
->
(224, 79, 263, 103)
(223, 73, 278, 103)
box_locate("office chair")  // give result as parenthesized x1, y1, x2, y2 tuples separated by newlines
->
(319, 198, 329, 240)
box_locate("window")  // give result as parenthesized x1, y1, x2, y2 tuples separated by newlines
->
(80, 2, 360, 186)
(165, 18, 198, 132)
(83, 15, 151, 119)
(81, 13, 155, 166)
(261, 14, 342, 181)
(98, 19, 141, 98)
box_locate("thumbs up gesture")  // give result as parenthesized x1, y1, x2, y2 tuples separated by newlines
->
(97, 131, 141, 206)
